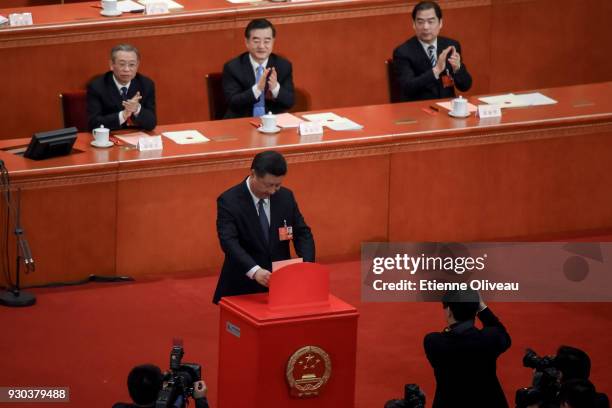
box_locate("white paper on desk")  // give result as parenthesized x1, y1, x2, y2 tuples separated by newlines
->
(162, 130, 210, 144)
(276, 113, 304, 128)
(325, 118, 363, 131)
(138, 0, 184, 9)
(117, 0, 145, 12)
(301, 112, 344, 123)
(436, 101, 478, 113)
(479, 92, 557, 108)
(115, 132, 150, 146)
(515, 92, 558, 106)
(0, 15, 8, 25)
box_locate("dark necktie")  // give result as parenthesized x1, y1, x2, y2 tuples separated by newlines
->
(428, 45, 437, 67)
(120, 86, 128, 101)
(257, 199, 269, 242)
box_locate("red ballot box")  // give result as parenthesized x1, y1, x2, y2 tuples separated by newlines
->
(218, 262, 359, 407)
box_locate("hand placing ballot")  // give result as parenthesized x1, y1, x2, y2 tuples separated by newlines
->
(254, 268, 272, 287)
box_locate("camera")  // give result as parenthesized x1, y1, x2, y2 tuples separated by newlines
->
(515, 349, 561, 408)
(384, 384, 426, 408)
(156, 345, 202, 408)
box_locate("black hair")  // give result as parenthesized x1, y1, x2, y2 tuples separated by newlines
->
(412, 1, 442, 21)
(127, 364, 163, 405)
(251, 150, 287, 177)
(442, 289, 480, 322)
(558, 379, 597, 408)
(244, 19, 276, 39)
(556, 346, 591, 381)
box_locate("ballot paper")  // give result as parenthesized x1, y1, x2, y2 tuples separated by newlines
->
(479, 92, 557, 108)
(117, 0, 145, 12)
(275, 113, 304, 128)
(301, 112, 363, 131)
(325, 118, 363, 131)
(0, 15, 8, 25)
(436, 101, 478, 113)
(115, 132, 149, 146)
(162, 130, 209, 144)
(272, 258, 303, 272)
(301, 112, 344, 123)
(138, 0, 184, 9)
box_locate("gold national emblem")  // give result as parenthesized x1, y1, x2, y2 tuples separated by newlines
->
(286, 345, 332, 398)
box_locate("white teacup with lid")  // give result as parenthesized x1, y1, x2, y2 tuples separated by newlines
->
(451, 95, 468, 117)
(261, 112, 277, 131)
(101, 0, 118, 12)
(92, 124, 110, 147)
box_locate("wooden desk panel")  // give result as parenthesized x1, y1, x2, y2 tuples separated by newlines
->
(1, 82, 612, 286)
(2, 0, 612, 140)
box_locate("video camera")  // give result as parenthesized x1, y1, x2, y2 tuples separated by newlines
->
(384, 384, 426, 408)
(156, 344, 202, 408)
(515, 348, 561, 408)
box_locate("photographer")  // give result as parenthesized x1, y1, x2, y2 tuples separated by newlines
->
(517, 345, 609, 408)
(556, 347, 609, 408)
(113, 364, 209, 408)
(424, 289, 511, 408)
(559, 379, 599, 408)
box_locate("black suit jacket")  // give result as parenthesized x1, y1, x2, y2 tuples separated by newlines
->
(213, 179, 315, 304)
(424, 307, 511, 408)
(86, 71, 156, 131)
(393, 36, 472, 102)
(222, 52, 294, 119)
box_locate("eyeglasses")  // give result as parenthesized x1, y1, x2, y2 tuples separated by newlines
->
(114, 62, 138, 70)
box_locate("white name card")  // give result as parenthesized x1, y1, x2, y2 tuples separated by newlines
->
(145, 2, 169, 14)
(138, 135, 163, 151)
(478, 104, 502, 119)
(9, 12, 33, 26)
(299, 121, 323, 136)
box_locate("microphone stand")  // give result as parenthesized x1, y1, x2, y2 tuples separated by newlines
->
(0, 163, 36, 307)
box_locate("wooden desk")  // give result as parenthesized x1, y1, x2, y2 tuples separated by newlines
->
(1, 0, 611, 139)
(2, 82, 612, 286)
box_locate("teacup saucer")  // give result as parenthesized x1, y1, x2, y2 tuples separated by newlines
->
(91, 140, 114, 148)
(100, 9, 122, 17)
(257, 126, 281, 134)
(448, 111, 471, 118)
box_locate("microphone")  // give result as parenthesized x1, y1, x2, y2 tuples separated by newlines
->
(18, 232, 35, 273)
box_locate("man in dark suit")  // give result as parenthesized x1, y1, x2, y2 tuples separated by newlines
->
(87, 44, 156, 131)
(424, 290, 511, 408)
(222, 19, 294, 119)
(393, 1, 472, 102)
(213, 151, 315, 304)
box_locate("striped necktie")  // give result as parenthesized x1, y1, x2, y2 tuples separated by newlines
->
(428, 45, 437, 67)
(120, 86, 128, 101)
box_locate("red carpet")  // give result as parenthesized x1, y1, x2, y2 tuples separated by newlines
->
(0, 261, 610, 408)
